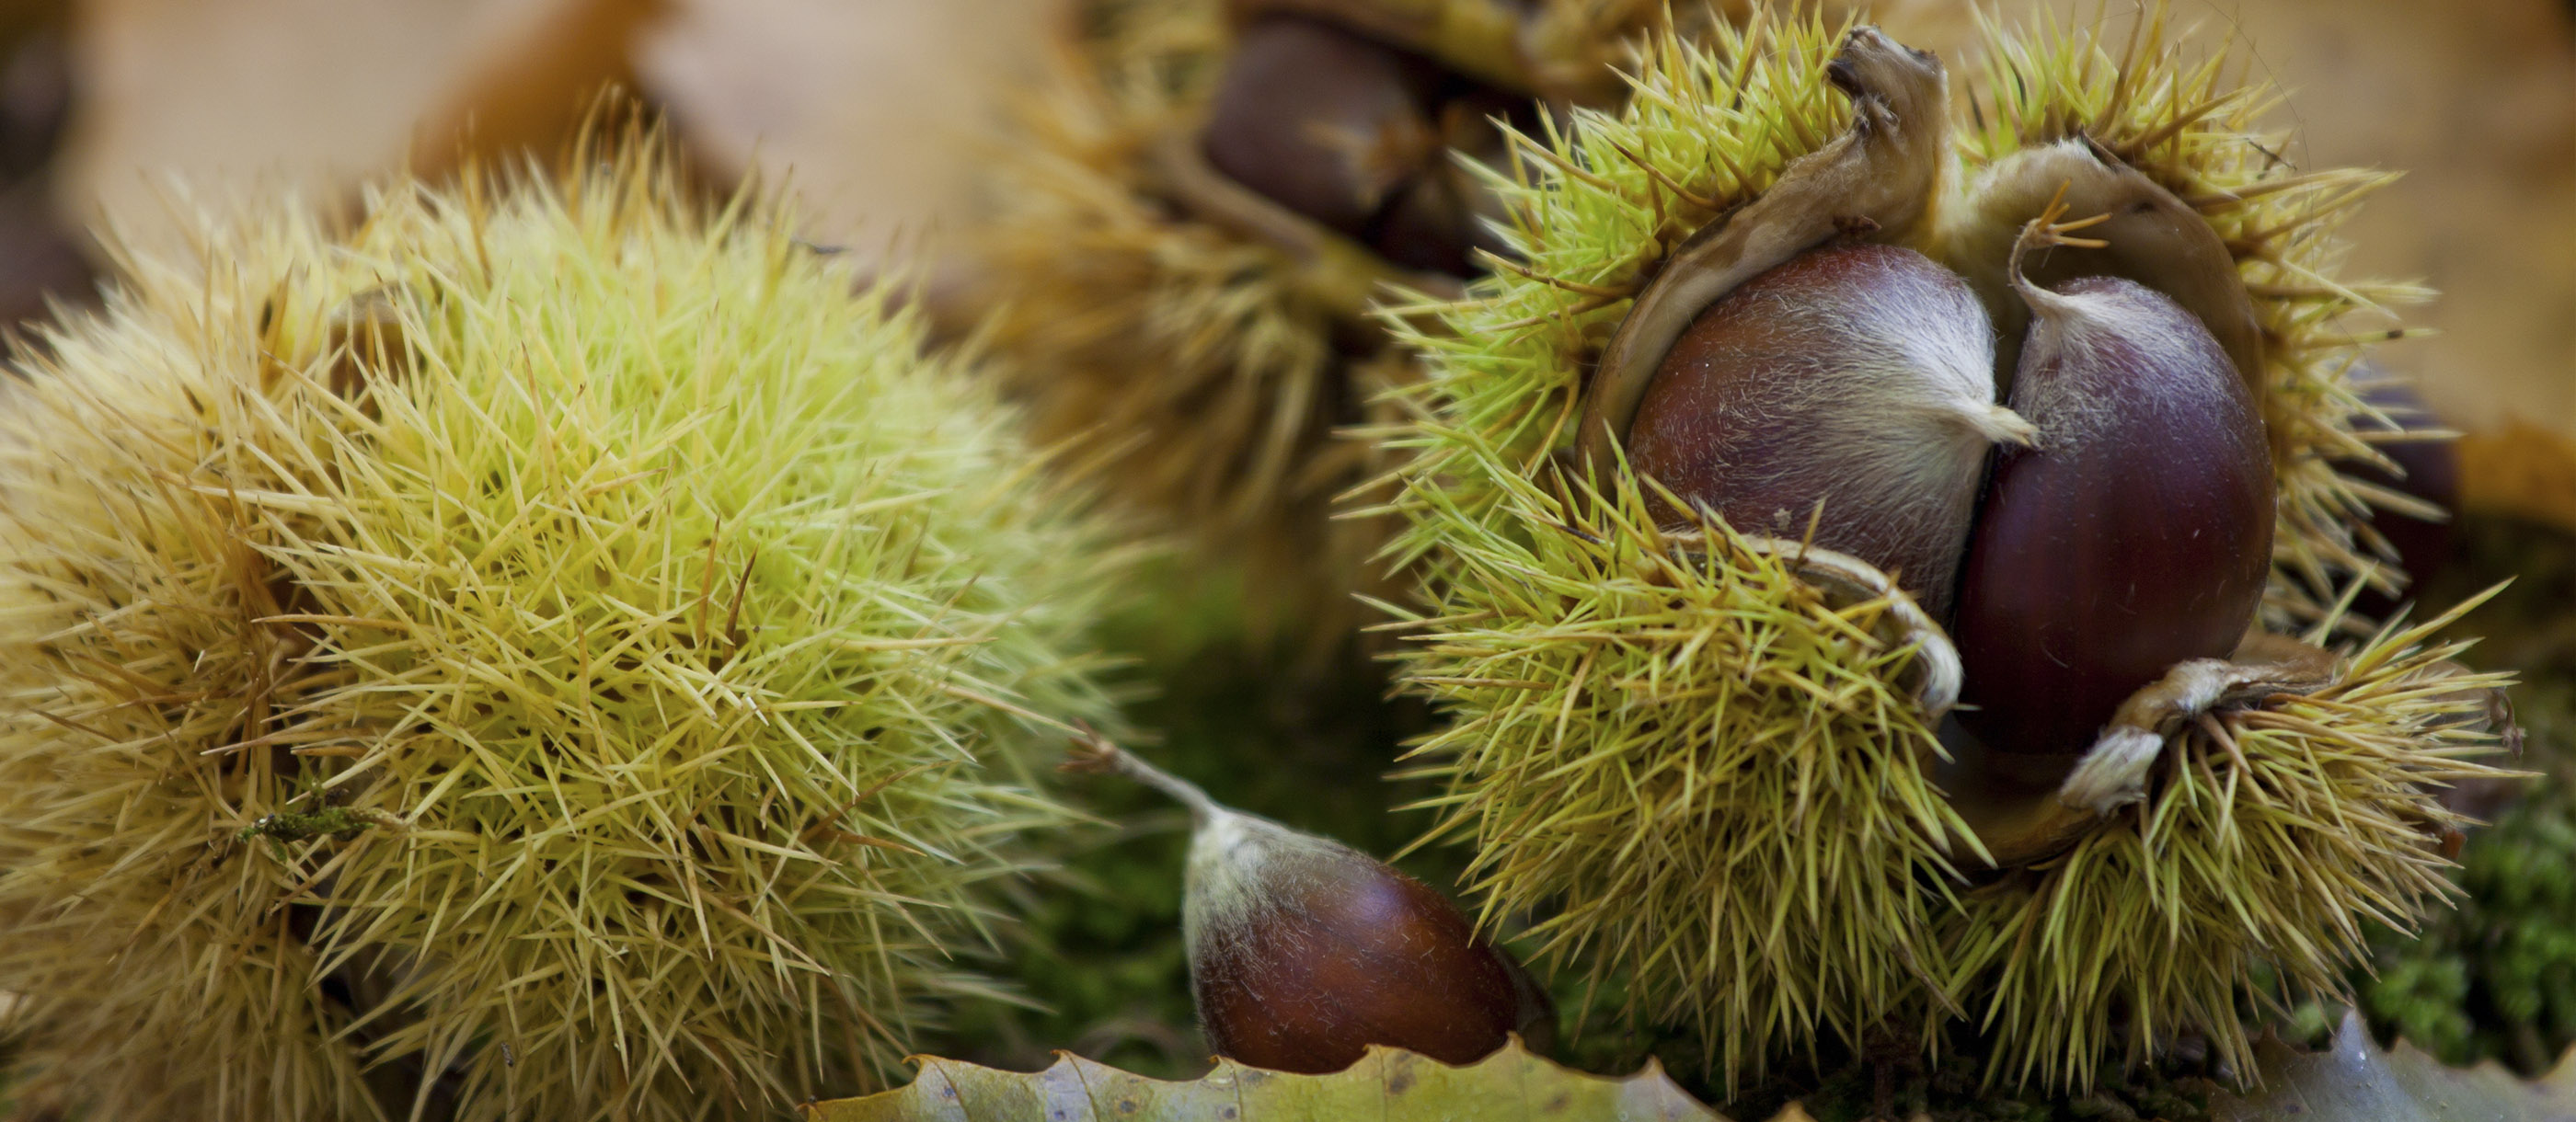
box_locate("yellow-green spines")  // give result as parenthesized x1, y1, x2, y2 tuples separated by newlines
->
(1379, 17, 1954, 1088)
(1386, 481, 1973, 1089)
(1374, 7, 2513, 1093)
(1946, 609, 2508, 1089)
(0, 153, 1120, 1120)
(1377, 17, 1852, 567)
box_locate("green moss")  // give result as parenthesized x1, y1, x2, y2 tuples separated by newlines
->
(2358, 681, 2576, 1072)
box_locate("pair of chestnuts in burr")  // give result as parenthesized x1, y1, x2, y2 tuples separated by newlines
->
(1201, 14, 1529, 278)
(1207, 11, 2277, 759)
(1624, 214, 2275, 757)
(1076, 234, 2278, 1076)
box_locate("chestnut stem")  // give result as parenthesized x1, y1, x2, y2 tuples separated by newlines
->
(1950, 140, 2268, 418)
(1066, 730, 1226, 826)
(2003, 183, 2111, 323)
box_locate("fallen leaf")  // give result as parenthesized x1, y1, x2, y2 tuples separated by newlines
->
(803, 1038, 1734, 1122)
(2214, 1011, 2576, 1121)
(2459, 424, 2576, 534)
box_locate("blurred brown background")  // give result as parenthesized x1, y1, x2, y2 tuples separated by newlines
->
(0, 0, 2568, 517)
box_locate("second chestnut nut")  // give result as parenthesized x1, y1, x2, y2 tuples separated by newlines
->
(1950, 223, 2274, 756)
(1200, 16, 1526, 279)
(1624, 218, 2273, 758)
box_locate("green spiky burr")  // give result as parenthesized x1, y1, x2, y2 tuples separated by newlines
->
(973, 0, 1673, 641)
(1372, 6, 2521, 1093)
(0, 145, 1124, 1121)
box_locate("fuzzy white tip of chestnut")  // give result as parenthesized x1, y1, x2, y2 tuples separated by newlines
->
(1068, 736, 1549, 1074)
(1627, 244, 2033, 620)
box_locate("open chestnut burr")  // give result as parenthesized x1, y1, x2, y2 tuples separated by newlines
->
(1383, 12, 2520, 1091)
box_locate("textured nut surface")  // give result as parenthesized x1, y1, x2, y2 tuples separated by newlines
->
(1193, 846, 1527, 1074)
(1627, 243, 2025, 621)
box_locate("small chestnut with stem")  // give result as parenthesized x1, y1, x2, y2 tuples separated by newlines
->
(1063, 730, 1554, 1074)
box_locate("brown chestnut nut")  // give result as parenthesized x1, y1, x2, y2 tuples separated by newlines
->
(1363, 90, 1530, 277)
(1951, 215, 2274, 756)
(1368, 166, 1481, 277)
(1065, 734, 1553, 1073)
(2342, 376, 2458, 620)
(1202, 16, 1439, 240)
(1625, 243, 2035, 621)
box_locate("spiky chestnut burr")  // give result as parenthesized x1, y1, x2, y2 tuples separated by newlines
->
(1951, 207, 2274, 755)
(1626, 242, 2034, 620)
(0, 143, 1121, 1122)
(972, 0, 1673, 642)
(1943, 607, 2513, 1089)
(1377, 6, 2522, 1091)
(1381, 21, 1991, 1089)
(1064, 733, 1554, 1073)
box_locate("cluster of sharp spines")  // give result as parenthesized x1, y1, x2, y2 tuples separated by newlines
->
(1372, 3, 2515, 1092)
(0, 144, 1121, 1121)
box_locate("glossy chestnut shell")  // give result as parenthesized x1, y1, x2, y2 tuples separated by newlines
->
(1952, 274, 2273, 755)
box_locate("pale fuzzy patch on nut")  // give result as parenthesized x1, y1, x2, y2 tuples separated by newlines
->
(1630, 244, 2031, 619)
(1063, 731, 1358, 944)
